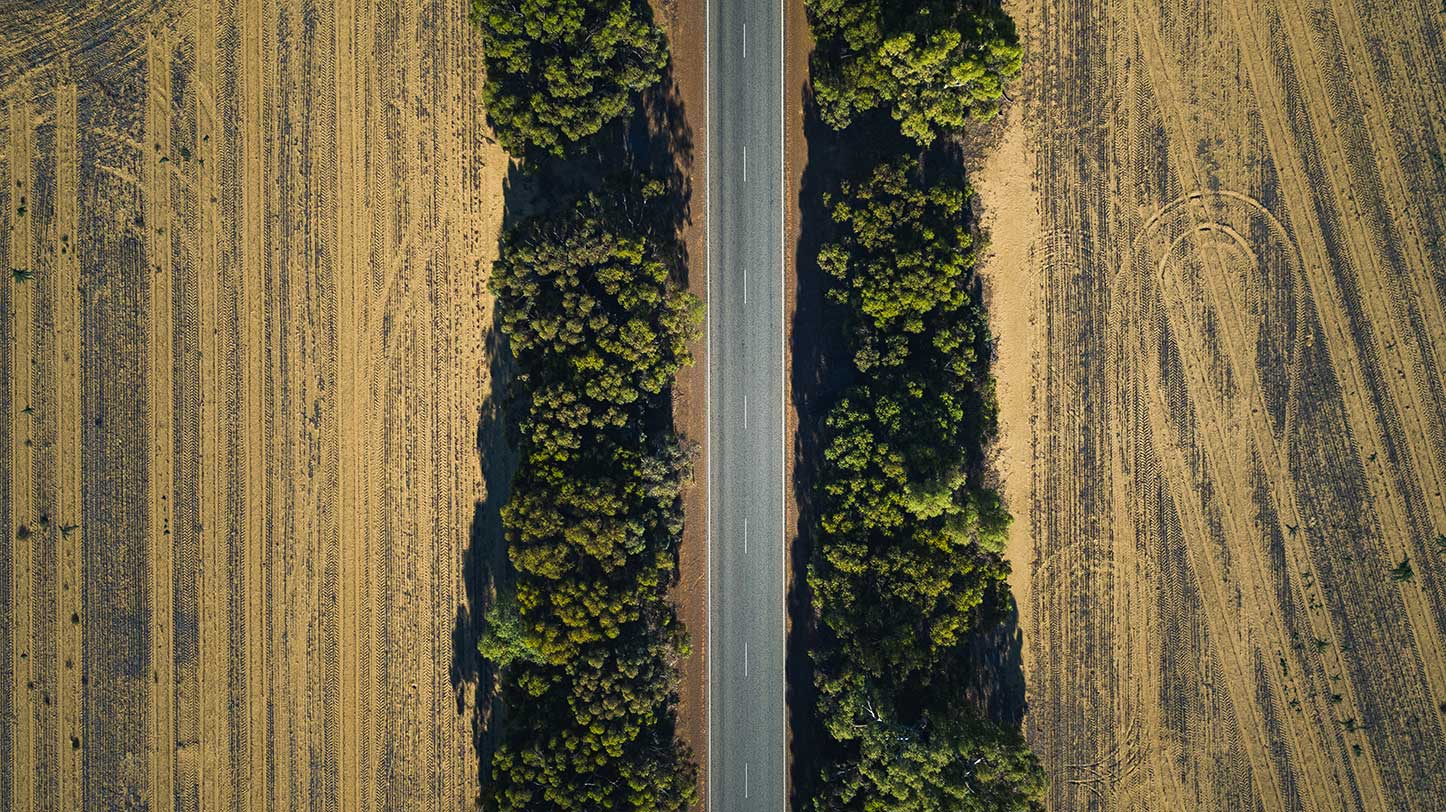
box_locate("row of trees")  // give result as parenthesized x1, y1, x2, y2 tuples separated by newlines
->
(803, 2, 1043, 810)
(470, 2, 699, 810)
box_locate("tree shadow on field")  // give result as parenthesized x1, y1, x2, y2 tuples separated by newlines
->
(450, 160, 541, 805)
(451, 305, 516, 806)
(960, 593, 1029, 728)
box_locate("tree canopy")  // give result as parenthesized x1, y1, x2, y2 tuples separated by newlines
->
(806, 0, 1022, 143)
(472, 0, 668, 156)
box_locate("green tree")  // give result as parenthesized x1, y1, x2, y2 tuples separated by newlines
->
(806, 0, 1022, 143)
(472, 0, 669, 156)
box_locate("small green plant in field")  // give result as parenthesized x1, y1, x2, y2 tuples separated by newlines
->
(12, 267, 34, 282)
(1353, 743, 1364, 757)
(1313, 638, 1329, 652)
(1434, 534, 1446, 555)
(1391, 556, 1415, 582)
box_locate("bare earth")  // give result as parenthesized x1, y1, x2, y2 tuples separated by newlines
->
(1, 1, 507, 809)
(978, 0, 1446, 808)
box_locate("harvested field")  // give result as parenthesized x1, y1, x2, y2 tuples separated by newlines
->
(978, 0, 1446, 808)
(1, 2, 508, 809)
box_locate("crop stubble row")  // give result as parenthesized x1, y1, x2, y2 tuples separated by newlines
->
(1007, 0, 1446, 808)
(0, 0, 507, 809)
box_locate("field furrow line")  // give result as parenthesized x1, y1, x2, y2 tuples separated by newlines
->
(334, 0, 374, 806)
(238, 0, 270, 807)
(1221, 0, 1446, 744)
(194, 3, 234, 809)
(0, 112, 9, 809)
(6, 84, 36, 812)
(359, 2, 387, 803)
(53, 77, 84, 812)
(278, 2, 323, 802)
(146, 29, 178, 812)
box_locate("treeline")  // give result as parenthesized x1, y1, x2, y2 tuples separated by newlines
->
(470, 1, 698, 810)
(804, 2, 1044, 810)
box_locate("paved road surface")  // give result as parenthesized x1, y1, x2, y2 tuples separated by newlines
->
(706, 0, 786, 809)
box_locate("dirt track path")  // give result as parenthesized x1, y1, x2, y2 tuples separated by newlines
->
(0, 2, 507, 808)
(980, 0, 1446, 808)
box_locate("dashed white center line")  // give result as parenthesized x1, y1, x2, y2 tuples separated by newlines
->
(743, 394, 748, 429)
(743, 23, 747, 58)
(743, 266, 748, 304)
(744, 762, 750, 799)
(743, 517, 749, 554)
(742, 146, 747, 182)
(744, 641, 749, 677)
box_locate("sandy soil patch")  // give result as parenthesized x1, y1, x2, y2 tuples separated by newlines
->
(981, 0, 1446, 808)
(1, 2, 507, 809)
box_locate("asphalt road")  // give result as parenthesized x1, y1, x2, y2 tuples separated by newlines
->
(706, 0, 786, 809)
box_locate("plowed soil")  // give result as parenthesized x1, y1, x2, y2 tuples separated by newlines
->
(977, 0, 1446, 809)
(1, 1, 507, 809)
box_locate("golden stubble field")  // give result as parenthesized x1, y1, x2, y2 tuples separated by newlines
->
(1, 1, 509, 809)
(978, 0, 1446, 808)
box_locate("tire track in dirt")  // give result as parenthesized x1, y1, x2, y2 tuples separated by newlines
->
(194, 2, 234, 807)
(1125, 189, 1400, 808)
(146, 29, 178, 812)
(53, 76, 84, 812)
(1107, 228, 1299, 809)
(236, 0, 269, 806)
(1132, 222, 1372, 808)
(1220, 0, 1446, 746)
(272, 0, 325, 802)
(1106, 56, 1201, 809)
(8, 83, 37, 812)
